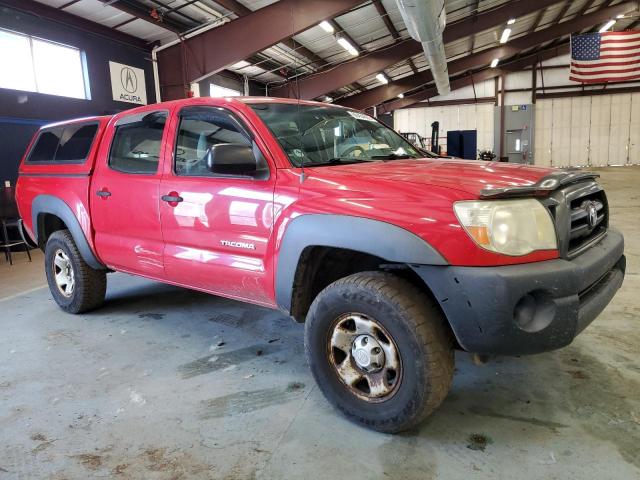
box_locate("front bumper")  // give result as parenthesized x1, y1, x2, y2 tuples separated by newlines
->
(412, 229, 625, 355)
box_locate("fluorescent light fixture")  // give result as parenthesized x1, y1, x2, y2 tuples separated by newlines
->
(397, 93, 404, 98)
(337, 37, 358, 56)
(507, 18, 516, 25)
(599, 19, 616, 32)
(500, 28, 512, 44)
(616, 14, 625, 19)
(490, 58, 499, 68)
(376, 73, 389, 84)
(319, 20, 334, 33)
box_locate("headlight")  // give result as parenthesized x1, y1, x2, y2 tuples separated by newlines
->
(454, 199, 557, 256)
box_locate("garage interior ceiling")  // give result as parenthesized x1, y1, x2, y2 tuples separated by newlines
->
(30, 0, 640, 104)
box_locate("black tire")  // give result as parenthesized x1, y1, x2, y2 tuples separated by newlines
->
(44, 230, 107, 314)
(304, 271, 454, 433)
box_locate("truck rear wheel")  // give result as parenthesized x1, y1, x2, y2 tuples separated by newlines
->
(304, 271, 454, 433)
(45, 230, 106, 314)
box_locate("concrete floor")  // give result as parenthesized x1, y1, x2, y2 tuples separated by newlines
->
(1, 167, 639, 480)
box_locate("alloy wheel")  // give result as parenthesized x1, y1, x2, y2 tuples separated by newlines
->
(327, 313, 402, 402)
(52, 249, 75, 297)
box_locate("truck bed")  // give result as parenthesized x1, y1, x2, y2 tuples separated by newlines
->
(16, 116, 110, 248)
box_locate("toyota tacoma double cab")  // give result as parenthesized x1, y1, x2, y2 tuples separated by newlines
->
(16, 97, 625, 433)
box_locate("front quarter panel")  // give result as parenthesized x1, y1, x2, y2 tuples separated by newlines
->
(282, 166, 558, 267)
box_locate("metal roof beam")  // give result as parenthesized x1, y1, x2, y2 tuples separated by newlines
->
(211, 0, 252, 16)
(548, 0, 572, 27)
(338, 0, 638, 110)
(270, 0, 566, 100)
(96, 0, 189, 33)
(144, 0, 201, 26)
(379, 43, 570, 113)
(468, 0, 480, 53)
(0, 0, 151, 50)
(372, 0, 400, 39)
(156, 0, 362, 100)
(210, 0, 327, 69)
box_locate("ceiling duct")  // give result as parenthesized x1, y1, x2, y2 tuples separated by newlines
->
(395, 0, 451, 95)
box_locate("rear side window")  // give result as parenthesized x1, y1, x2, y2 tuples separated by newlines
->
(56, 124, 99, 161)
(109, 111, 167, 174)
(28, 128, 63, 162)
(27, 122, 98, 163)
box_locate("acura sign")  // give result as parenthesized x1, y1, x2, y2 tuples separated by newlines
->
(109, 61, 147, 105)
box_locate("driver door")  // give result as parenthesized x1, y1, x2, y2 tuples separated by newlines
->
(159, 105, 276, 306)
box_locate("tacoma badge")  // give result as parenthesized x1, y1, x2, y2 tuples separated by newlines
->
(220, 240, 256, 250)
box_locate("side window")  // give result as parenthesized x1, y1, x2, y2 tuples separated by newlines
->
(28, 128, 63, 162)
(55, 123, 99, 162)
(27, 122, 98, 163)
(109, 111, 167, 174)
(175, 107, 253, 177)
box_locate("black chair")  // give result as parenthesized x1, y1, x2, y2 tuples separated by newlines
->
(0, 186, 32, 265)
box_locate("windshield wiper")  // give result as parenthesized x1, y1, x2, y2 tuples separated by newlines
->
(304, 157, 368, 167)
(370, 153, 416, 160)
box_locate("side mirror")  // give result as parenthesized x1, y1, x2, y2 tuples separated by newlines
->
(206, 143, 257, 176)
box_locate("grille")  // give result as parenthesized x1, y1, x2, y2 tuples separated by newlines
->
(567, 190, 608, 256)
(542, 180, 608, 259)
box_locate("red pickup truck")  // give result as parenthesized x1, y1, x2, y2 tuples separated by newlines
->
(16, 97, 625, 433)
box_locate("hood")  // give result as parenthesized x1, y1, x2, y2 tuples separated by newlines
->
(305, 158, 557, 198)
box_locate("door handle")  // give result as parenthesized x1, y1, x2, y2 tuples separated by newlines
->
(96, 189, 111, 198)
(162, 193, 183, 204)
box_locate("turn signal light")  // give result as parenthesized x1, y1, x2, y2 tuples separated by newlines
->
(466, 226, 490, 246)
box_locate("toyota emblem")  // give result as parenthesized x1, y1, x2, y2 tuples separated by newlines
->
(586, 202, 598, 229)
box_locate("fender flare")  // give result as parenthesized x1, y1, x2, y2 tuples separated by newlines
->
(32, 194, 105, 270)
(275, 214, 447, 312)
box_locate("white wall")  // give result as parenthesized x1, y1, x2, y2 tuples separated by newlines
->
(394, 52, 640, 166)
(534, 93, 640, 167)
(394, 102, 495, 153)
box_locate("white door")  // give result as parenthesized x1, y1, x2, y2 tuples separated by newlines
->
(629, 93, 640, 165)
(589, 96, 611, 167)
(608, 94, 631, 166)
(569, 97, 591, 167)
(552, 98, 572, 167)
(534, 100, 552, 166)
(476, 104, 495, 153)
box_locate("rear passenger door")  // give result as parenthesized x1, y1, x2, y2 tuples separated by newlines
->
(159, 105, 276, 305)
(91, 110, 169, 277)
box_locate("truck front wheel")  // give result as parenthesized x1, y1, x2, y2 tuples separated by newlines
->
(45, 230, 107, 314)
(304, 272, 454, 433)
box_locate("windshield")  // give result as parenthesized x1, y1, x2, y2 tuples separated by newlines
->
(248, 103, 421, 167)
(413, 148, 439, 158)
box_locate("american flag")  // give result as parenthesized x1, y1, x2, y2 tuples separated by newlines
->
(570, 31, 640, 83)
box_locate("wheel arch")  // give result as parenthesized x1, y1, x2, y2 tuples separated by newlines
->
(275, 214, 447, 319)
(32, 194, 105, 270)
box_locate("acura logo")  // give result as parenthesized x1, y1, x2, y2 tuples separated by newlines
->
(120, 67, 137, 93)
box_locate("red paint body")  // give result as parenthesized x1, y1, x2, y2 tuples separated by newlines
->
(16, 97, 560, 310)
